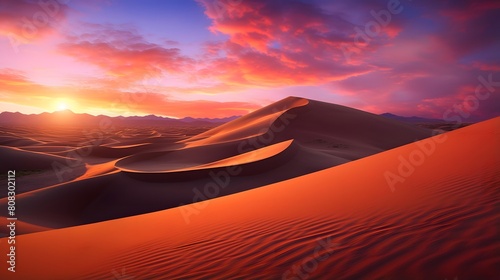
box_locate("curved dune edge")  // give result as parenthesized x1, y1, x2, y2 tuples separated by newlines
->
(187, 139, 294, 171)
(15, 145, 75, 153)
(183, 97, 309, 146)
(0, 135, 44, 146)
(0, 217, 52, 236)
(2, 118, 498, 279)
(75, 161, 120, 180)
(116, 139, 295, 173)
(103, 143, 150, 149)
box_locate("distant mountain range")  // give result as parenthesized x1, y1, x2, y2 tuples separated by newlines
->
(0, 110, 240, 127)
(0, 109, 452, 128)
(379, 113, 445, 124)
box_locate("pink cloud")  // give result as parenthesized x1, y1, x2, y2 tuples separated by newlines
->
(58, 25, 194, 82)
(196, 0, 376, 86)
(472, 62, 500, 72)
(0, 0, 70, 44)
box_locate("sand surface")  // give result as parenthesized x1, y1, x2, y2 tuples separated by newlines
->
(0, 97, 434, 231)
(0, 97, 497, 279)
(0, 114, 497, 280)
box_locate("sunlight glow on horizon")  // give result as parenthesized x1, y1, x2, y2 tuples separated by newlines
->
(0, 0, 498, 120)
(56, 102, 68, 111)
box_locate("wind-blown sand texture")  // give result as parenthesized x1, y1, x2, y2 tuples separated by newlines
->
(0, 98, 497, 279)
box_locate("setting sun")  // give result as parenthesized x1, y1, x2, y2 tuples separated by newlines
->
(0, 1, 498, 279)
(56, 102, 68, 111)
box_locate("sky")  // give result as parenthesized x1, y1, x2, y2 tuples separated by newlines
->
(0, 0, 499, 120)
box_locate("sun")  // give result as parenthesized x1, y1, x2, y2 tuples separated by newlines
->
(56, 102, 68, 111)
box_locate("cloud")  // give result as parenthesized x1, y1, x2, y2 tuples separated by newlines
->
(311, 0, 500, 120)
(108, 92, 260, 118)
(0, 68, 260, 118)
(334, 66, 500, 121)
(196, 0, 376, 86)
(2, 0, 498, 120)
(0, 68, 48, 94)
(58, 24, 194, 82)
(472, 62, 500, 72)
(423, 0, 500, 57)
(54, 0, 498, 119)
(0, 0, 70, 44)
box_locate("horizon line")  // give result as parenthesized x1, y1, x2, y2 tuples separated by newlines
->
(0, 109, 243, 120)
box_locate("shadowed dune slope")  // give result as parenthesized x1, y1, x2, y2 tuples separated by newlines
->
(0, 146, 80, 173)
(1, 117, 498, 280)
(180, 96, 434, 163)
(184, 96, 309, 145)
(265, 97, 436, 158)
(0, 135, 44, 147)
(116, 139, 295, 173)
(117, 96, 433, 173)
(0, 139, 311, 229)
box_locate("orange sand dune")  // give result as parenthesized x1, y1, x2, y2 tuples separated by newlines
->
(0, 216, 52, 236)
(0, 125, 207, 199)
(0, 139, 340, 228)
(0, 135, 44, 146)
(186, 139, 295, 171)
(0, 97, 437, 231)
(0, 146, 82, 173)
(116, 139, 295, 173)
(185, 96, 310, 145)
(185, 97, 432, 156)
(75, 161, 120, 180)
(1, 117, 497, 280)
(14, 145, 75, 154)
(0, 166, 86, 198)
(75, 144, 158, 158)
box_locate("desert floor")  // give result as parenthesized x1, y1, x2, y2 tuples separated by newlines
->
(0, 97, 498, 279)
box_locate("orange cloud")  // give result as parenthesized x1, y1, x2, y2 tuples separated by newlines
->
(58, 25, 194, 83)
(0, 69, 260, 118)
(0, 69, 53, 98)
(196, 0, 373, 86)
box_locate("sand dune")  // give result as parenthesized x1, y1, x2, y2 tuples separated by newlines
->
(0, 135, 44, 147)
(14, 145, 75, 153)
(116, 139, 295, 173)
(0, 140, 340, 228)
(0, 97, 437, 230)
(0, 216, 52, 236)
(1, 117, 497, 280)
(0, 128, 49, 147)
(117, 96, 419, 174)
(0, 125, 206, 197)
(0, 146, 82, 173)
(185, 97, 432, 158)
(184, 97, 310, 145)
